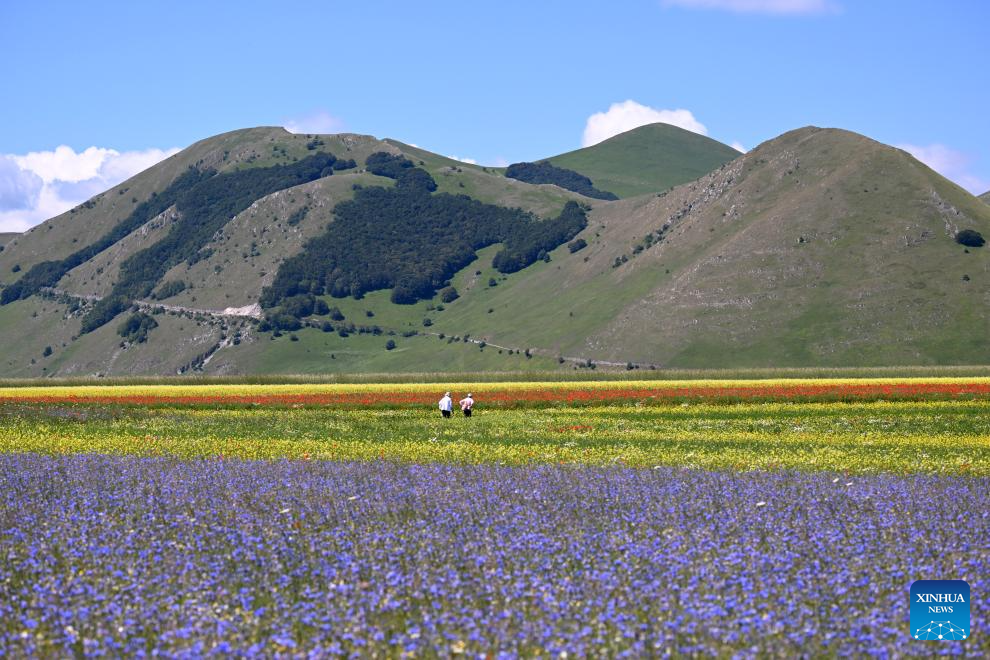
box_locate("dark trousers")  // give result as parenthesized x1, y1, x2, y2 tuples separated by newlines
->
(462, 408, 472, 417)
(441, 410, 451, 418)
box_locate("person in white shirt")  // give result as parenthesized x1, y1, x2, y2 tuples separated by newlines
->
(459, 393, 474, 417)
(439, 392, 453, 418)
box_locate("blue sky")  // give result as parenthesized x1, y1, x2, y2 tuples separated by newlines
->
(1, 0, 988, 230)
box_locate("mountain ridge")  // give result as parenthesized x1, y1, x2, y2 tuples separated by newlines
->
(0, 123, 988, 376)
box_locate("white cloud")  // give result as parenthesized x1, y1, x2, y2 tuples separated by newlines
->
(448, 155, 477, 165)
(283, 110, 344, 135)
(0, 157, 43, 212)
(582, 100, 707, 147)
(661, 0, 838, 14)
(898, 143, 989, 195)
(730, 141, 748, 153)
(0, 145, 180, 233)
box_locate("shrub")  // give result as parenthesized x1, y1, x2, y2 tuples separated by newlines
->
(956, 229, 985, 247)
(117, 312, 159, 344)
(385, 339, 396, 350)
(440, 287, 459, 303)
(152, 280, 186, 300)
(286, 207, 308, 227)
(568, 238, 587, 253)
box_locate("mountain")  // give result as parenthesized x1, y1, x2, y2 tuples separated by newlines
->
(980, 190, 990, 204)
(0, 123, 988, 377)
(546, 123, 742, 198)
(0, 234, 17, 248)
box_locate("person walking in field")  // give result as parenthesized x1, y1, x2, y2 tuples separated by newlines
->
(439, 392, 453, 418)
(459, 393, 474, 417)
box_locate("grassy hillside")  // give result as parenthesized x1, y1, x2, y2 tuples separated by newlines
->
(546, 123, 741, 198)
(0, 127, 291, 285)
(0, 234, 17, 259)
(980, 190, 990, 204)
(386, 140, 585, 215)
(241, 126, 990, 373)
(568, 127, 990, 367)
(3, 123, 989, 376)
(230, 127, 990, 372)
(0, 127, 586, 377)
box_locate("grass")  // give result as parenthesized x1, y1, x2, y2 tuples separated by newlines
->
(219, 326, 562, 375)
(547, 123, 741, 198)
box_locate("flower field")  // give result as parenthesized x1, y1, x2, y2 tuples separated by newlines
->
(2, 376, 990, 407)
(1, 456, 986, 656)
(1, 378, 989, 655)
(2, 398, 990, 473)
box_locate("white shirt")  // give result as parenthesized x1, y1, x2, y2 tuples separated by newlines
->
(439, 396, 453, 412)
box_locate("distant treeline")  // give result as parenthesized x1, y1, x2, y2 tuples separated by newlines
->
(504, 161, 618, 201)
(79, 153, 341, 333)
(260, 153, 588, 327)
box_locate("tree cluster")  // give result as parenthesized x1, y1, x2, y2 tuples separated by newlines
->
(365, 152, 414, 178)
(504, 161, 618, 201)
(260, 157, 588, 322)
(117, 312, 159, 344)
(152, 280, 187, 300)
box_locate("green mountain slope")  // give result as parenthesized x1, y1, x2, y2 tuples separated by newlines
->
(0, 127, 585, 377)
(594, 128, 990, 367)
(2, 123, 989, 376)
(546, 123, 741, 198)
(980, 190, 990, 204)
(221, 126, 989, 372)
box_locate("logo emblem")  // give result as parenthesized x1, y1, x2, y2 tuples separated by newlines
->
(911, 580, 970, 641)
